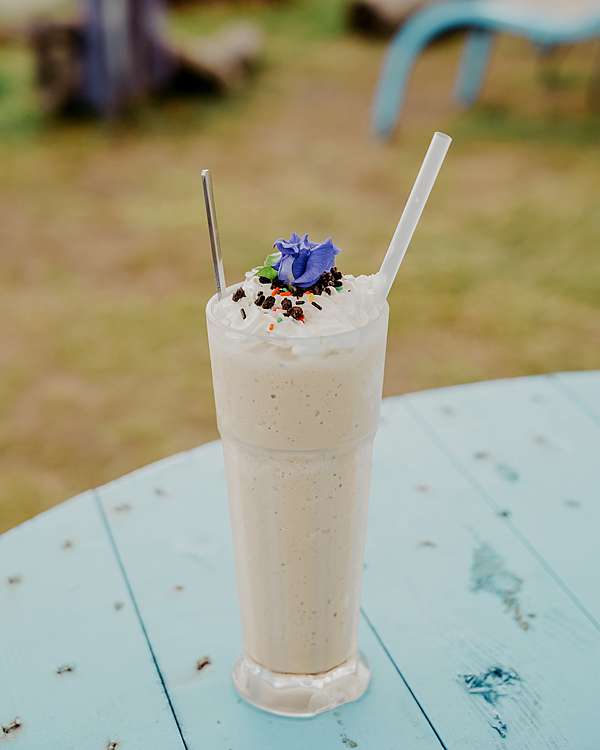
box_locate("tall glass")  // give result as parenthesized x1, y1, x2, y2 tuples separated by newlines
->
(207, 291, 388, 717)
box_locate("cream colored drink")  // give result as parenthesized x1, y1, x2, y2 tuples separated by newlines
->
(207, 235, 388, 714)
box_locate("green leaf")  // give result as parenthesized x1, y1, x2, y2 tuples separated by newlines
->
(256, 265, 278, 280)
(263, 251, 281, 268)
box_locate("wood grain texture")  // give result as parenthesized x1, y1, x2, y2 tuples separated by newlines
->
(95, 446, 442, 750)
(553, 370, 600, 423)
(364, 389, 600, 749)
(3, 373, 599, 749)
(406, 373, 600, 626)
(0, 492, 185, 750)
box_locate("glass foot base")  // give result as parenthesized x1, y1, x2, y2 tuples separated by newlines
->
(232, 653, 371, 717)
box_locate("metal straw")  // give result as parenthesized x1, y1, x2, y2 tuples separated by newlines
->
(201, 169, 226, 299)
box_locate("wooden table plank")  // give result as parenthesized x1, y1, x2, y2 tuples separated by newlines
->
(553, 370, 600, 423)
(0, 493, 185, 750)
(95, 446, 443, 750)
(5, 374, 598, 748)
(405, 374, 600, 626)
(363, 396, 600, 749)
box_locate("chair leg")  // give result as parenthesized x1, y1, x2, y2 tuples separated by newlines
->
(455, 29, 493, 107)
(370, 0, 588, 139)
(372, 34, 421, 138)
(371, 1, 495, 139)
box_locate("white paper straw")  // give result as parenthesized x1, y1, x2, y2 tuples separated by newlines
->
(378, 132, 452, 298)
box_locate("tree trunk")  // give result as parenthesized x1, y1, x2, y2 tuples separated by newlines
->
(171, 22, 263, 94)
(30, 20, 88, 116)
(84, 0, 173, 116)
(30, 1, 263, 117)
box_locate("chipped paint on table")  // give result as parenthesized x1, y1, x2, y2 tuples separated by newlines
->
(1, 372, 599, 749)
(0, 494, 184, 749)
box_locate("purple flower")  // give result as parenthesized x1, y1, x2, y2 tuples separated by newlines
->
(273, 233, 340, 288)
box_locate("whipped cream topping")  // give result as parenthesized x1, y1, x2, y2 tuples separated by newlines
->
(211, 272, 384, 338)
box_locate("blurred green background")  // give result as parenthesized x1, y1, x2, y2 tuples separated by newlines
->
(1, 0, 599, 532)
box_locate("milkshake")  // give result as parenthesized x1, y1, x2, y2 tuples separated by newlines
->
(207, 233, 388, 716)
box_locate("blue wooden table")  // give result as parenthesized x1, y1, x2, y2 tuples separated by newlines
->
(2, 372, 599, 749)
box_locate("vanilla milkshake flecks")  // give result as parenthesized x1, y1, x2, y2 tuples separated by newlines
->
(207, 233, 388, 678)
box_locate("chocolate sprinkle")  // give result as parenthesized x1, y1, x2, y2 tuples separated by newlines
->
(232, 287, 245, 302)
(255, 293, 265, 307)
(290, 306, 304, 321)
(311, 301, 322, 310)
(262, 296, 276, 309)
(325, 287, 332, 295)
(258, 276, 271, 284)
(240, 308, 247, 320)
(196, 656, 212, 672)
(2, 719, 22, 735)
(281, 298, 292, 311)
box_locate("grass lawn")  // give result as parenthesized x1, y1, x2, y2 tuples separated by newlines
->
(1, 1, 599, 531)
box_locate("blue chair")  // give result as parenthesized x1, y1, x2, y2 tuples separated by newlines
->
(372, 0, 600, 138)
